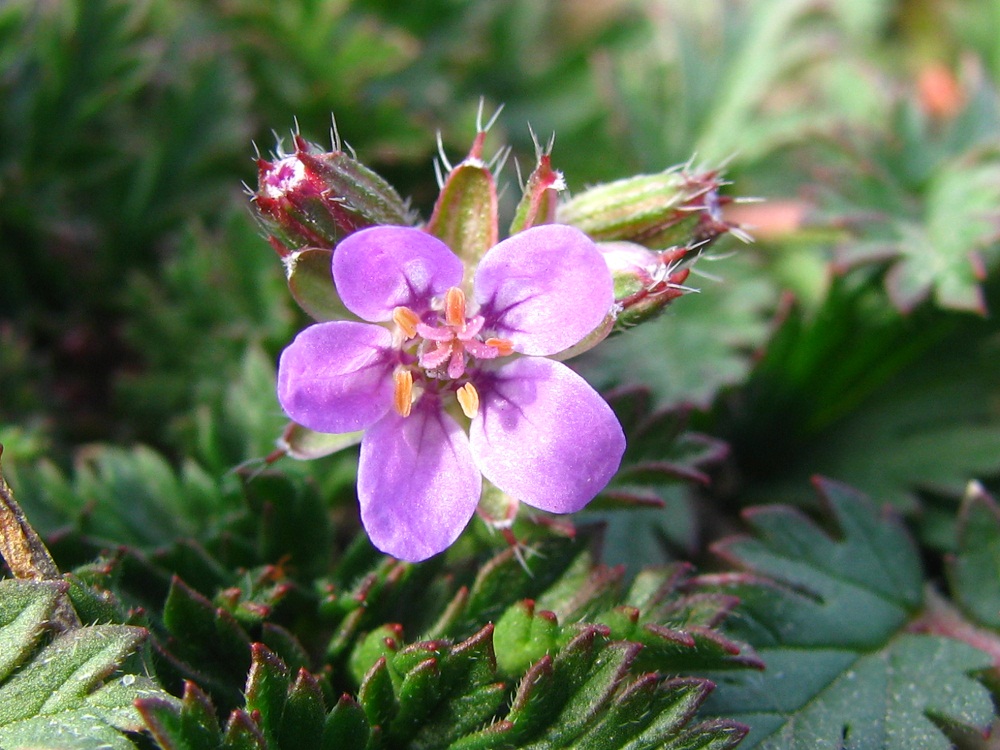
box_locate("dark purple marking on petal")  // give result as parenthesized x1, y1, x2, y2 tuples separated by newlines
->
(473, 224, 613, 356)
(470, 357, 625, 513)
(277, 321, 395, 433)
(358, 400, 481, 561)
(333, 226, 464, 322)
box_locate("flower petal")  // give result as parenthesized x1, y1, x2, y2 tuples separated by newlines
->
(470, 357, 625, 513)
(277, 321, 394, 433)
(474, 224, 613, 356)
(333, 226, 464, 321)
(358, 402, 481, 561)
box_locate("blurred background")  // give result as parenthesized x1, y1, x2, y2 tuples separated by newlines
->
(1, 0, 999, 569)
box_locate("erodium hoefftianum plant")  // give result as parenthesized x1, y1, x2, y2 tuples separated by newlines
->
(252, 109, 736, 561)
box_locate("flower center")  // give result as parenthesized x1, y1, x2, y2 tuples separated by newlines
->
(390, 286, 514, 417)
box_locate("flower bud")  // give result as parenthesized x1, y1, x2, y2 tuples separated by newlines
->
(557, 167, 736, 251)
(252, 134, 411, 254)
(600, 242, 693, 329)
(509, 132, 565, 235)
(427, 129, 500, 272)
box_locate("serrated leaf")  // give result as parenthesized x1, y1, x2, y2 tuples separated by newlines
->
(947, 486, 1000, 629)
(885, 163, 1000, 313)
(702, 479, 995, 748)
(578, 252, 775, 410)
(0, 580, 177, 750)
(137, 682, 221, 750)
(0, 579, 62, 682)
(729, 281, 1000, 515)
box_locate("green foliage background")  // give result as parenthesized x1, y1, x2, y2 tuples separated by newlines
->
(2, 0, 1000, 748)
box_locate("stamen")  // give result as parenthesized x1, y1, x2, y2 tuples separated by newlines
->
(485, 337, 515, 356)
(393, 369, 413, 417)
(392, 306, 420, 338)
(444, 287, 466, 328)
(456, 382, 480, 418)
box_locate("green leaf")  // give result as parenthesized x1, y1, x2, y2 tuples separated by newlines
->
(947, 485, 1000, 629)
(579, 251, 775, 410)
(702, 479, 995, 748)
(884, 163, 1000, 313)
(0, 580, 178, 750)
(137, 682, 222, 750)
(0, 579, 62, 683)
(589, 391, 730, 566)
(322, 695, 370, 750)
(244, 644, 289, 746)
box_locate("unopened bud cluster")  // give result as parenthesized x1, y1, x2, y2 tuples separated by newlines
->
(251, 120, 743, 338)
(252, 133, 412, 256)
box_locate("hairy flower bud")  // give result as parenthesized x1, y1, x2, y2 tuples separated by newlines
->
(557, 167, 737, 252)
(601, 242, 693, 329)
(252, 134, 412, 254)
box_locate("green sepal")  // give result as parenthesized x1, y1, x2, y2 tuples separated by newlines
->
(277, 421, 363, 461)
(427, 132, 499, 272)
(322, 694, 371, 750)
(494, 599, 561, 677)
(283, 247, 350, 322)
(509, 145, 563, 234)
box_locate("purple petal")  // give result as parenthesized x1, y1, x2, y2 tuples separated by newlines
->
(333, 226, 464, 321)
(474, 224, 613, 356)
(277, 321, 395, 433)
(470, 357, 625, 513)
(358, 401, 481, 561)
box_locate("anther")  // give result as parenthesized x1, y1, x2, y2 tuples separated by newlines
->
(444, 287, 466, 328)
(456, 382, 480, 418)
(485, 337, 514, 356)
(393, 369, 414, 417)
(392, 306, 420, 339)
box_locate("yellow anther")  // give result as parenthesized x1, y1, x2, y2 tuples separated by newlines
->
(393, 369, 414, 417)
(444, 287, 466, 328)
(456, 382, 480, 419)
(485, 337, 514, 356)
(392, 306, 420, 338)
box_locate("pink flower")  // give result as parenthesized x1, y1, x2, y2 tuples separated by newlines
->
(277, 225, 625, 561)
